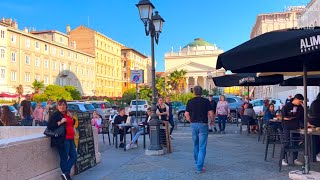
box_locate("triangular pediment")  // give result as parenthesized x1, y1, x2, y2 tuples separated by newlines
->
(166, 61, 215, 73)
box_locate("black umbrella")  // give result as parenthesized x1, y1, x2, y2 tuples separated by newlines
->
(280, 75, 320, 86)
(212, 73, 256, 87)
(217, 28, 320, 174)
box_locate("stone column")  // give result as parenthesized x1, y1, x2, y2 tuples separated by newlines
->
(185, 77, 189, 93)
(203, 76, 208, 90)
(194, 76, 198, 86)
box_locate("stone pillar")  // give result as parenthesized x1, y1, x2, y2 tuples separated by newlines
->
(194, 76, 198, 86)
(203, 76, 208, 90)
(185, 78, 189, 93)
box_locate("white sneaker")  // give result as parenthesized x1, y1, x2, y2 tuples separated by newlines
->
(282, 159, 288, 166)
(126, 144, 132, 150)
(131, 144, 138, 148)
(294, 159, 303, 166)
(316, 155, 320, 162)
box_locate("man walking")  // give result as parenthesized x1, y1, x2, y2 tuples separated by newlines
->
(185, 86, 214, 173)
(208, 95, 217, 132)
(165, 96, 175, 139)
(20, 94, 33, 126)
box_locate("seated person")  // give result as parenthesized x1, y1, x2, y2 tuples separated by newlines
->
(114, 107, 130, 148)
(308, 93, 320, 161)
(263, 104, 276, 121)
(244, 103, 257, 133)
(126, 107, 152, 150)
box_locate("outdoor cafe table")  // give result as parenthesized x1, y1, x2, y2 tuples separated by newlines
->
(116, 124, 133, 151)
(293, 128, 320, 162)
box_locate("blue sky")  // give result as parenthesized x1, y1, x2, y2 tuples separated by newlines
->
(0, 0, 310, 71)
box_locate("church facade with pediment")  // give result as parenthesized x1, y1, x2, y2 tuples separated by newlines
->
(165, 38, 225, 93)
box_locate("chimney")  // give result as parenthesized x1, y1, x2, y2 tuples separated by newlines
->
(66, 24, 71, 34)
(23, 27, 28, 33)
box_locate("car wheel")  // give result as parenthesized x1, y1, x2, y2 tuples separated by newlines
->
(178, 112, 186, 123)
(228, 111, 238, 124)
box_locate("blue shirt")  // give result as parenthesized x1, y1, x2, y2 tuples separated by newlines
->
(263, 111, 275, 121)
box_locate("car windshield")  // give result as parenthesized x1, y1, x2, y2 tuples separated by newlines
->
(84, 104, 95, 110)
(131, 101, 146, 105)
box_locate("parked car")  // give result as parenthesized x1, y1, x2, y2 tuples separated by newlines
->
(128, 100, 150, 116)
(67, 102, 95, 113)
(0, 105, 19, 116)
(176, 95, 244, 123)
(250, 98, 283, 115)
(85, 101, 112, 120)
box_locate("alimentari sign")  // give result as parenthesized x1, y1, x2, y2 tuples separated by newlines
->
(300, 35, 320, 53)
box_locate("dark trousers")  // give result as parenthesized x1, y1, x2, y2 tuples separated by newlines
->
(218, 115, 227, 131)
(57, 140, 77, 175)
(168, 116, 174, 135)
(21, 115, 33, 126)
(119, 128, 130, 142)
(282, 127, 299, 160)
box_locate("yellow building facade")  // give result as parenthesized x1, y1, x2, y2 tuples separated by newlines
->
(0, 18, 95, 96)
(69, 26, 123, 97)
(121, 47, 152, 93)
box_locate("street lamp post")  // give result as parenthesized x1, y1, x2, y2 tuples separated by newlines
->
(136, 0, 165, 153)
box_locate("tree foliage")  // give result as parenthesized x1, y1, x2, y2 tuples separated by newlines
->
(170, 93, 195, 105)
(64, 85, 82, 100)
(167, 69, 187, 94)
(42, 85, 73, 101)
(155, 77, 167, 97)
(32, 79, 44, 94)
(16, 84, 23, 103)
(122, 87, 152, 104)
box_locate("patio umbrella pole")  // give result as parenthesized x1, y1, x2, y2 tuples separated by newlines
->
(303, 61, 309, 174)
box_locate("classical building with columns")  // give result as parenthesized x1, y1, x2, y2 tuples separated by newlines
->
(164, 38, 225, 93)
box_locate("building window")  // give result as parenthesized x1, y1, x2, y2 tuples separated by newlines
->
(25, 73, 30, 82)
(11, 52, 16, 62)
(75, 53, 78, 59)
(60, 37, 63, 43)
(44, 76, 49, 84)
(96, 40, 99, 46)
(52, 47, 56, 55)
(0, 69, 5, 79)
(25, 38, 30, 48)
(11, 71, 16, 81)
(11, 34, 16, 43)
(44, 59, 49, 68)
(25, 55, 30, 65)
(60, 49, 64, 56)
(35, 41, 40, 49)
(52, 61, 56, 70)
(0, 30, 4, 38)
(44, 44, 48, 51)
(35, 74, 40, 81)
(0, 49, 5, 59)
(35, 57, 40, 67)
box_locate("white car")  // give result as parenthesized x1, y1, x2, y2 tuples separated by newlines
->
(250, 99, 283, 114)
(85, 101, 113, 120)
(128, 100, 150, 116)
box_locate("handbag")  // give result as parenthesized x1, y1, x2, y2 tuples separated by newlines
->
(44, 125, 65, 137)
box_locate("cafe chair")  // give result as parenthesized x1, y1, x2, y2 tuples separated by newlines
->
(240, 115, 251, 135)
(112, 123, 132, 148)
(99, 119, 111, 145)
(264, 122, 282, 161)
(278, 129, 304, 172)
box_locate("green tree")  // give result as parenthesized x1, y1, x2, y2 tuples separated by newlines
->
(171, 93, 195, 105)
(16, 84, 23, 103)
(211, 87, 222, 96)
(167, 69, 187, 94)
(33, 93, 48, 102)
(32, 79, 44, 94)
(202, 89, 209, 96)
(64, 86, 82, 100)
(156, 77, 167, 97)
(139, 87, 152, 101)
(43, 85, 73, 101)
(122, 87, 152, 104)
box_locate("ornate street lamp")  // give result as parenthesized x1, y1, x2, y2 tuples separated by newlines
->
(136, 0, 165, 153)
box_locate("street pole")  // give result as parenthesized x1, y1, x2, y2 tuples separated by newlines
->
(136, 83, 139, 123)
(148, 31, 162, 151)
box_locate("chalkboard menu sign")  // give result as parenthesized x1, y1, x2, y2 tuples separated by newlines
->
(74, 112, 96, 174)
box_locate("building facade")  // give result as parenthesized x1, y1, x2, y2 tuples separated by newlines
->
(121, 47, 152, 93)
(69, 26, 123, 97)
(250, 7, 309, 101)
(165, 38, 225, 93)
(298, 0, 320, 28)
(0, 18, 95, 96)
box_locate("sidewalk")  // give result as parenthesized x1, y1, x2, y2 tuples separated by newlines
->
(74, 124, 320, 180)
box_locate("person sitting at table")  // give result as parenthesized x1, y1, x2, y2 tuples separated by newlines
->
(308, 93, 320, 161)
(114, 107, 130, 148)
(244, 103, 258, 133)
(263, 104, 276, 121)
(126, 107, 152, 150)
(281, 94, 304, 166)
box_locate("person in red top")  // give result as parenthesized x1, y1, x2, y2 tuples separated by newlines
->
(47, 99, 77, 180)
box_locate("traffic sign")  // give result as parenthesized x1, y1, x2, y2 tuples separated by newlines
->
(130, 70, 144, 84)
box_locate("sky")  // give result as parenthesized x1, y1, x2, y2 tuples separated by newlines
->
(0, 0, 310, 71)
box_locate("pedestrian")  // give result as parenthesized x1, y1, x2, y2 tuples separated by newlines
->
(243, 95, 250, 103)
(20, 94, 33, 126)
(44, 99, 53, 124)
(208, 95, 217, 132)
(262, 98, 270, 113)
(47, 99, 77, 180)
(281, 94, 304, 166)
(156, 97, 169, 121)
(165, 96, 175, 139)
(185, 86, 214, 174)
(113, 107, 129, 148)
(285, 95, 292, 104)
(216, 95, 230, 134)
(91, 111, 102, 133)
(308, 92, 320, 161)
(33, 103, 44, 126)
(1, 106, 18, 126)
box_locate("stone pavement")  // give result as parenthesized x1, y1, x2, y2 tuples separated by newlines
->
(73, 124, 320, 180)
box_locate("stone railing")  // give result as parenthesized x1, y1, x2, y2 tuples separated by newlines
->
(165, 50, 223, 57)
(0, 126, 101, 180)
